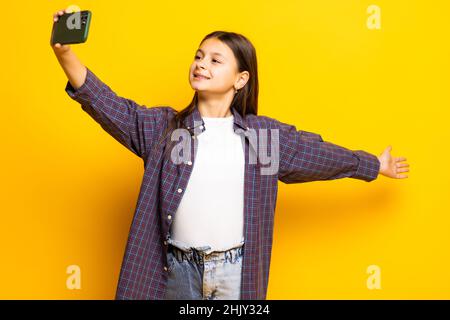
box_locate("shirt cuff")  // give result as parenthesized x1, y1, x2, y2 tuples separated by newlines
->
(352, 150, 381, 182)
(65, 67, 105, 106)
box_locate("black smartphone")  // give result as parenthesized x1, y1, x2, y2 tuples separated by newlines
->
(50, 10, 92, 45)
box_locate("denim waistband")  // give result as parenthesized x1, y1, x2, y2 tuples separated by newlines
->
(167, 237, 244, 265)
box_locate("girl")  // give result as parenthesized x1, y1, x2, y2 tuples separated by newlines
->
(52, 9, 409, 300)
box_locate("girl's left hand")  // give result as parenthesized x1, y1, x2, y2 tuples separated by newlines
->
(377, 145, 409, 179)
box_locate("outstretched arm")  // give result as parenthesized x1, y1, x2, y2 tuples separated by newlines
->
(276, 117, 411, 183)
(277, 121, 381, 183)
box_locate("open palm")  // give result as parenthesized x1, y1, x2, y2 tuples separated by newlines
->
(377, 146, 409, 179)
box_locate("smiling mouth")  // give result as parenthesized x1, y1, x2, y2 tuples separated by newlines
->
(193, 74, 210, 80)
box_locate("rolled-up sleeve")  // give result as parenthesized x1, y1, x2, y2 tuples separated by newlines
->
(65, 67, 169, 159)
(277, 120, 380, 183)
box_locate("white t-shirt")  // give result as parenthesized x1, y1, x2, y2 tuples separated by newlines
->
(169, 114, 245, 252)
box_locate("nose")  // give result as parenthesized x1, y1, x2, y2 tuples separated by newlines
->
(193, 65, 206, 75)
(197, 59, 207, 69)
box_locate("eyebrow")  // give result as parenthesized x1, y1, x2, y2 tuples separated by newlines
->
(196, 49, 225, 59)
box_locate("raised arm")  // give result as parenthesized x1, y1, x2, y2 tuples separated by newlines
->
(51, 9, 87, 89)
(51, 9, 171, 160)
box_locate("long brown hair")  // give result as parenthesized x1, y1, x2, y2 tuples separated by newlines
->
(150, 30, 259, 160)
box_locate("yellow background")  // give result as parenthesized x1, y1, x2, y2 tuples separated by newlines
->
(1, 0, 448, 299)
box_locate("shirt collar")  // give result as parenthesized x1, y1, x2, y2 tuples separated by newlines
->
(183, 105, 249, 135)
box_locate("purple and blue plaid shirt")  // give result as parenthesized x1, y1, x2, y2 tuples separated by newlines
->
(65, 67, 380, 300)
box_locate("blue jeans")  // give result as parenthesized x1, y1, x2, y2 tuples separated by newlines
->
(163, 236, 244, 300)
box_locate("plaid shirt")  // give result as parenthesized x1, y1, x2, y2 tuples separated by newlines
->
(65, 67, 380, 300)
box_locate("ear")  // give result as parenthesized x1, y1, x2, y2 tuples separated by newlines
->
(236, 71, 250, 90)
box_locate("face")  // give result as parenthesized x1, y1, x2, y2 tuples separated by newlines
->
(189, 37, 246, 96)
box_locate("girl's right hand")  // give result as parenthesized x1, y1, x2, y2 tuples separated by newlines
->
(51, 9, 71, 55)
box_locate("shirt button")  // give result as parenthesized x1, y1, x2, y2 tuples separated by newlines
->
(199, 125, 204, 130)
(192, 135, 196, 139)
(164, 241, 167, 245)
(168, 215, 172, 220)
(186, 161, 192, 166)
(164, 266, 168, 271)
(177, 188, 183, 193)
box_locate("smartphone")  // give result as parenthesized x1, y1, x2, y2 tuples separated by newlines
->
(50, 10, 92, 45)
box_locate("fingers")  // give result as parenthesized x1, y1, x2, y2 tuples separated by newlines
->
(396, 163, 409, 168)
(53, 9, 67, 22)
(395, 161, 409, 178)
(395, 156, 407, 162)
(396, 160, 410, 175)
(53, 43, 70, 51)
(51, 9, 71, 50)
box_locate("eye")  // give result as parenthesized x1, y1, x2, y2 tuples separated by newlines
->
(194, 55, 220, 63)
